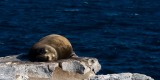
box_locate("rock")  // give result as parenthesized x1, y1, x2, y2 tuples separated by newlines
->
(60, 59, 90, 74)
(0, 54, 154, 80)
(132, 73, 154, 80)
(90, 73, 154, 80)
(0, 62, 58, 80)
(0, 54, 101, 80)
(59, 57, 101, 74)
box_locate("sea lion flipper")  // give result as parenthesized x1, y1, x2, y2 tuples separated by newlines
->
(70, 51, 78, 58)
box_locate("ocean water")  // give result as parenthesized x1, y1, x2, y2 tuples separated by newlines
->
(0, 0, 160, 79)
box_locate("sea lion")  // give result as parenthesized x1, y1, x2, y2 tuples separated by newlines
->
(28, 34, 76, 62)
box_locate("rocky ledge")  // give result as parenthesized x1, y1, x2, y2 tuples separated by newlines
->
(0, 54, 154, 80)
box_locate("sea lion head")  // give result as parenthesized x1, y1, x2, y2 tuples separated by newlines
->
(29, 44, 58, 62)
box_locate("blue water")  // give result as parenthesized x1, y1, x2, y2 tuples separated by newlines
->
(0, 0, 160, 79)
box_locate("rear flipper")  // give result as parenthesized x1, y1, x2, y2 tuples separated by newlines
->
(70, 51, 78, 58)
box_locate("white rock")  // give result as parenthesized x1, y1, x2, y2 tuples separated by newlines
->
(60, 60, 90, 74)
(132, 73, 154, 80)
(60, 57, 101, 74)
(90, 73, 154, 80)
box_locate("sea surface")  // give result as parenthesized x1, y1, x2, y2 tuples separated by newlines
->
(0, 0, 160, 79)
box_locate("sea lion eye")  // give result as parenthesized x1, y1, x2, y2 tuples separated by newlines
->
(38, 48, 46, 54)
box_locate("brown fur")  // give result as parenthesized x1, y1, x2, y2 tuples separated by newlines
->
(28, 34, 73, 62)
